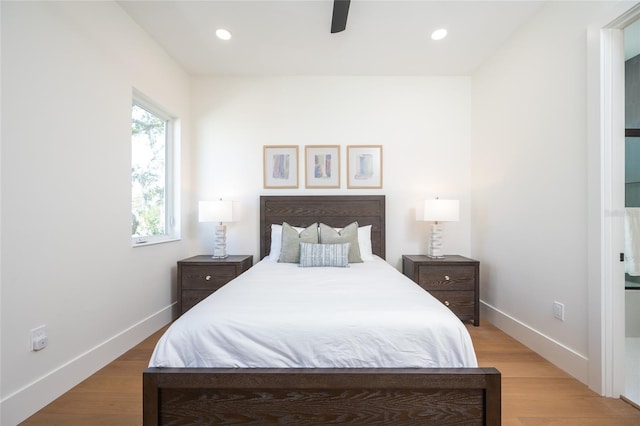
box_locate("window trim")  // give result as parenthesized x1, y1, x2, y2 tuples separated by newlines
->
(131, 89, 180, 246)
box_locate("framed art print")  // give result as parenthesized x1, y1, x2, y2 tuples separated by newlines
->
(263, 145, 298, 189)
(305, 145, 340, 188)
(347, 145, 383, 189)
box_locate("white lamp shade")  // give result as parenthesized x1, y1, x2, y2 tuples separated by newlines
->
(419, 199, 459, 222)
(199, 200, 233, 223)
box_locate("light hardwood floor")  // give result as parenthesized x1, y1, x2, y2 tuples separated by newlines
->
(21, 321, 640, 425)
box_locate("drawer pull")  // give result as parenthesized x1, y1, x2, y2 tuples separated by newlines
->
(444, 300, 450, 307)
(205, 275, 212, 281)
(444, 275, 450, 281)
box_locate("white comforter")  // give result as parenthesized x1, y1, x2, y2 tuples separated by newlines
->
(149, 257, 478, 368)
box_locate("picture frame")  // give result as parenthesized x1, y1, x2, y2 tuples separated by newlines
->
(305, 145, 340, 188)
(347, 145, 383, 189)
(263, 145, 298, 189)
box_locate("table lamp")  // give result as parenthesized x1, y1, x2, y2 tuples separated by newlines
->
(418, 198, 459, 258)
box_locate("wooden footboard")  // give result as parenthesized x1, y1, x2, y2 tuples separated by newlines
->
(143, 367, 501, 425)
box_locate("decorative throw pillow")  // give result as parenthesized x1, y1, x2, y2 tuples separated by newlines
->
(332, 224, 373, 261)
(268, 224, 304, 261)
(279, 222, 318, 263)
(299, 243, 350, 268)
(318, 222, 362, 263)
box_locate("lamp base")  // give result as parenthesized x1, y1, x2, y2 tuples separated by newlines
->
(428, 223, 444, 258)
(212, 224, 227, 259)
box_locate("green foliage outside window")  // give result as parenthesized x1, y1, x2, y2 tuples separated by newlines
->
(131, 104, 166, 238)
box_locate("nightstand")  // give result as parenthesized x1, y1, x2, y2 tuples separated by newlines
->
(402, 255, 480, 326)
(177, 255, 253, 316)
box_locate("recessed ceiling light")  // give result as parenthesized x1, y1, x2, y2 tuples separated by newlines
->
(216, 28, 232, 41)
(431, 28, 448, 41)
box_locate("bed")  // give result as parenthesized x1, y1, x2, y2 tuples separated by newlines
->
(143, 195, 501, 425)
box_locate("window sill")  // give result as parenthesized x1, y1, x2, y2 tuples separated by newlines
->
(132, 237, 181, 248)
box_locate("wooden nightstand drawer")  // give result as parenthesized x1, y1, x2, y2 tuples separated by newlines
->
(417, 265, 475, 290)
(181, 265, 237, 289)
(402, 254, 480, 326)
(177, 255, 253, 316)
(181, 290, 218, 313)
(429, 290, 476, 318)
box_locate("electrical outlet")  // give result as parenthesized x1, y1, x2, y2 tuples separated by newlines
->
(553, 301, 565, 321)
(31, 325, 48, 351)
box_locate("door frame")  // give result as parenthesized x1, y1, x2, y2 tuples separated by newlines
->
(594, 4, 640, 397)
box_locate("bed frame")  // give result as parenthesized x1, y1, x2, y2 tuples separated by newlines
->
(144, 195, 501, 425)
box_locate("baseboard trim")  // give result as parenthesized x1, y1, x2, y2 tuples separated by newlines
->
(0, 303, 174, 425)
(621, 395, 640, 410)
(481, 301, 588, 384)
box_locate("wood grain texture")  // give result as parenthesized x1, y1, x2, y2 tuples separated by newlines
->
(158, 388, 483, 425)
(403, 255, 480, 325)
(143, 368, 500, 425)
(177, 255, 252, 315)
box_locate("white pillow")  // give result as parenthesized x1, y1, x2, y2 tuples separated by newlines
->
(358, 225, 374, 261)
(332, 224, 373, 261)
(267, 224, 304, 261)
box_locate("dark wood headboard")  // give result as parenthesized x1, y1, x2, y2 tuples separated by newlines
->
(259, 195, 386, 260)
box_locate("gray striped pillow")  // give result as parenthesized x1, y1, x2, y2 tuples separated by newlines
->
(299, 242, 350, 268)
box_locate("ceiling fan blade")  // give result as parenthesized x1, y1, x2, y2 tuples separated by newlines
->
(331, 0, 350, 33)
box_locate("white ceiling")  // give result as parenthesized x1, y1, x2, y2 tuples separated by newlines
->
(118, 0, 547, 76)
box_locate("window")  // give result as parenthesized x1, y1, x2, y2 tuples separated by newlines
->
(131, 91, 178, 245)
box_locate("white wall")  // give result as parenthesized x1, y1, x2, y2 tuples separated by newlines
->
(471, 1, 636, 385)
(192, 76, 472, 267)
(1, 2, 194, 424)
